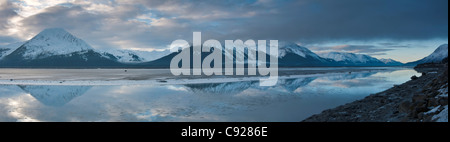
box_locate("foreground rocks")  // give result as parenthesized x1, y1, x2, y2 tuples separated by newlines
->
(303, 64, 448, 122)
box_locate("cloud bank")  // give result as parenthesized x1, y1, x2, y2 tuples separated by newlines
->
(0, 0, 448, 58)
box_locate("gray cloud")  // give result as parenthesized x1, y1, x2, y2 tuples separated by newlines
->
(0, 0, 20, 44)
(234, 0, 448, 43)
(0, 0, 448, 51)
(0, 0, 16, 28)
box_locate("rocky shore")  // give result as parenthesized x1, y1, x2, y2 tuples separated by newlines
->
(303, 63, 448, 122)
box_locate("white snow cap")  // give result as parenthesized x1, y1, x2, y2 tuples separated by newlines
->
(319, 52, 380, 63)
(21, 28, 93, 60)
(277, 41, 323, 60)
(99, 49, 170, 63)
(379, 58, 403, 64)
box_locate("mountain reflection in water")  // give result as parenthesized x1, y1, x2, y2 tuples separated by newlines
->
(0, 69, 420, 122)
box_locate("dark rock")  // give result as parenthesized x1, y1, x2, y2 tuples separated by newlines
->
(399, 101, 412, 113)
(438, 97, 448, 106)
(414, 100, 427, 108)
(412, 94, 427, 102)
(428, 98, 439, 107)
(411, 75, 419, 80)
(427, 92, 440, 97)
(415, 106, 429, 113)
(418, 112, 425, 119)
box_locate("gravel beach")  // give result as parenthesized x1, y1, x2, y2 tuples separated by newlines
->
(303, 64, 448, 122)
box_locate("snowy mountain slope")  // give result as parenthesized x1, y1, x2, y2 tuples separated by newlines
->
(420, 44, 448, 63)
(319, 52, 388, 66)
(131, 49, 170, 62)
(219, 41, 324, 62)
(320, 52, 381, 63)
(278, 42, 324, 61)
(142, 42, 336, 68)
(18, 28, 94, 60)
(99, 49, 170, 63)
(0, 42, 24, 59)
(407, 44, 448, 65)
(379, 58, 404, 66)
(99, 49, 145, 63)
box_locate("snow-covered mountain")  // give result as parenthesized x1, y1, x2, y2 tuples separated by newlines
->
(0, 42, 24, 59)
(20, 28, 94, 60)
(320, 52, 381, 64)
(99, 49, 170, 63)
(143, 42, 336, 67)
(278, 42, 324, 61)
(0, 28, 125, 67)
(273, 42, 334, 67)
(278, 42, 337, 67)
(319, 52, 392, 66)
(379, 58, 404, 66)
(407, 44, 448, 65)
(99, 49, 145, 63)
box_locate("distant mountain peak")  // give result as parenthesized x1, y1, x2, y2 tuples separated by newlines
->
(318, 52, 396, 66)
(98, 48, 171, 63)
(277, 42, 324, 60)
(319, 52, 378, 63)
(20, 28, 93, 60)
(379, 58, 404, 65)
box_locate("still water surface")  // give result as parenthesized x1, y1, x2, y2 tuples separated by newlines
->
(0, 68, 419, 122)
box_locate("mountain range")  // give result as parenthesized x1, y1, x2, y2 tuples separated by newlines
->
(0, 28, 447, 68)
(319, 52, 387, 66)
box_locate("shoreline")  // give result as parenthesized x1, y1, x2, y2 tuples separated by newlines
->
(0, 67, 404, 86)
(303, 64, 448, 122)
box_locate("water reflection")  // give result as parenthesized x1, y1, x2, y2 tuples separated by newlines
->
(185, 77, 318, 95)
(18, 85, 92, 107)
(0, 68, 420, 122)
(324, 72, 377, 81)
(184, 71, 379, 95)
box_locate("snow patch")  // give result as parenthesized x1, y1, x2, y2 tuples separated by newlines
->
(432, 105, 448, 122)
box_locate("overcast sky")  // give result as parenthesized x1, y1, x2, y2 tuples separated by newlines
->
(0, 0, 448, 62)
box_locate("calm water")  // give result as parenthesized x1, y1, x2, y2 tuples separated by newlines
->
(0, 68, 419, 122)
